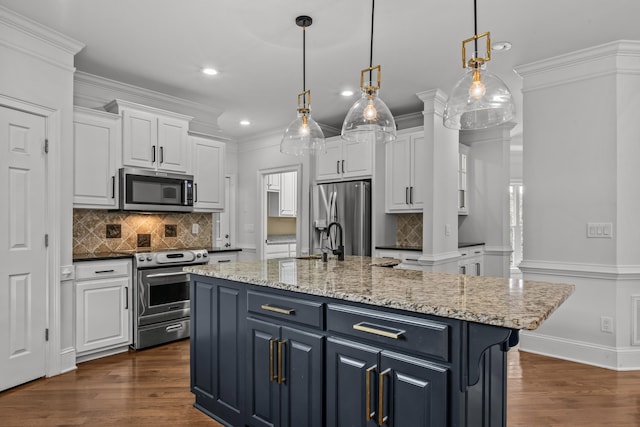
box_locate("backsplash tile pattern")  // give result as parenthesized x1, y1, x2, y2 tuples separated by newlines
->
(73, 209, 212, 254)
(396, 213, 423, 247)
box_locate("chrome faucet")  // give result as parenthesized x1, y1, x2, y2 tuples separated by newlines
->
(326, 222, 345, 261)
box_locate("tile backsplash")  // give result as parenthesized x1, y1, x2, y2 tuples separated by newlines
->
(396, 213, 423, 247)
(73, 209, 212, 254)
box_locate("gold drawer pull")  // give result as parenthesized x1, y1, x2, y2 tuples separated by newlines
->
(378, 368, 391, 425)
(261, 304, 295, 315)
(365, 366, 376, 420)
(269, 339, 278, 381)
(353, 322, 404, 339)
(277, 340, 286, 384)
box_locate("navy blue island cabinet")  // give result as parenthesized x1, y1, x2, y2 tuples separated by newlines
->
(190, 276, 518, 427)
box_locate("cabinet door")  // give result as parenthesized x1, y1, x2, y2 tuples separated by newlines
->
(122, 109, 157, 168)
(73, 108, 120, 208)
(409, 134, 426, 209)
(326, 337, 379, 427)
(191, 278, 244, 426)
(458, 145, 469, 215)
(157, 116, 188, 172)
(75, 277, 129, 353)
(379, 351, 448, 427)
(192, 136, 224, 211)
(343, 138, 373, 179)
(280, 327, 323, 427)
(279, 172, 296, 217)
(316, 138, 342, 181)
(247, 318, 281, 427)
(385, 135, 411, 212)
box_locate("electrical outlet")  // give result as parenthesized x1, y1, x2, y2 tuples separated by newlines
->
(600, 316, 614, 333)
(191, 223, 199, 234)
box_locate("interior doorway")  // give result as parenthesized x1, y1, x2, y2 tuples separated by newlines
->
(259, 167, 300, 260)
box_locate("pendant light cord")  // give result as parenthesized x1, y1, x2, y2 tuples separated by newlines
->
(302, 25, 307, 108)
(369, 0, 375, 82)
(473, 0, 478, 59)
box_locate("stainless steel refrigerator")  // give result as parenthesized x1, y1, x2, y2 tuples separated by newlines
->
(310, 180, 371, 256)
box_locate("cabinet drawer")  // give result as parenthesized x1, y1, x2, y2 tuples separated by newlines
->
(75, 260, 130, 280)
(327, 304, 450, 362)
(247, 291, 324, 329)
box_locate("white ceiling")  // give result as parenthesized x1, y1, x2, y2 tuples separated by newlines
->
(2, 0, 640, 140)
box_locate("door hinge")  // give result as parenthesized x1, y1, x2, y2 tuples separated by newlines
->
(45, 329, 49, 341)
(45, 234, 49, 247)
(44, 139, 49, 154)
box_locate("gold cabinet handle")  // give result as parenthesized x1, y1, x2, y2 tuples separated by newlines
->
(277, 340, 286, 384)
(269, 339, 278, 382)
(261, 304, 295, 315)
(353, 322, 404, 339)
(378, 368, 391, 426)
(365, 366, 376, 421)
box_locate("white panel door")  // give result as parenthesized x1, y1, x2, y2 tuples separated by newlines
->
(315, 137, 342, 181)
(122, 109, 156, 168)
(342, 138, 373, 179)
(279, 171, 296, 216)
(157, 116, 188, 172)
(192, 136, 224, 211)
(0, 106, 47, 391)
(385, 135, 412, 212)
(75, 278, 129, 354)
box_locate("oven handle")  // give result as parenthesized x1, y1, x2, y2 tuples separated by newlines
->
(144, 271, 189, 279)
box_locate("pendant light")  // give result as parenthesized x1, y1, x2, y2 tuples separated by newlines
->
(341, 0, 396, 143)
(280, 16, 325, 156)
(443, 0, 516, 130)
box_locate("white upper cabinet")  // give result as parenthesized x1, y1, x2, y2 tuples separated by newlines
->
(385, 130, 425, 212)
(106, 99, 192, 173)
(73, 106, 121, 209)
(279, 171, 297, 217)
(191, 135, 225, 212)
(315, 135, 373, 182)
(458, 144, 469, 215)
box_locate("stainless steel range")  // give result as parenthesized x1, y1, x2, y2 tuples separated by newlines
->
(128, 248, 209, 350)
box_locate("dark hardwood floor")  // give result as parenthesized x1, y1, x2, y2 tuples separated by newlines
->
(1, 339, 639, 426)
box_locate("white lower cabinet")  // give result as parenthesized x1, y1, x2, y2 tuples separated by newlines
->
(458, 246, 484, 276)
(74, 259, 132, 361)
(265, 242, 297, 259)
(207, 251, 239, 264)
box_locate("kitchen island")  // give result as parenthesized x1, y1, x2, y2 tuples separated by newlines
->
(186, 256, 573, 427)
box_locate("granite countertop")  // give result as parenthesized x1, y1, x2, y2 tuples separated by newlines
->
(375, 243, 485, 251)
(72, 252, 133, 262)
(73, 247, 242, 262)
(185, 256, 574, 330)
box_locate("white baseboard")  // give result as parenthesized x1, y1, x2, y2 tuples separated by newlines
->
(520, 331, 640, 371)
(58, 347, 77, 375)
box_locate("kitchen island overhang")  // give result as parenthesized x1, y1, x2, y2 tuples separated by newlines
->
(186, 256, 574, 426)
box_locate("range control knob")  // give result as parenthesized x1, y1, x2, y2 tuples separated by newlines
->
(196, 253, 202, 258)
(203, 252, 208, 257)
(146, 256, 152, 261)
(138, 256, 145, 262)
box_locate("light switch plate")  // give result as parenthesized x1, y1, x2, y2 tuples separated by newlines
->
(587, 222, 613, 238)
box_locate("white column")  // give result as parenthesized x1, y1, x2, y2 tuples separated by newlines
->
(416, 89, 459, 272)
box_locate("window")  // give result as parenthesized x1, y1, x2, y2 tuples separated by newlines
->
(509, 183, 524, 268)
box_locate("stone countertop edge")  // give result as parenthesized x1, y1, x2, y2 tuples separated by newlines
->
(185, 256, 574, 331)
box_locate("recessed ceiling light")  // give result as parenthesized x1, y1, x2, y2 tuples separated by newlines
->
(240, 120, 251, 126)
(340, 90, 354, 97)
(491, 41, 512, 52)
(202, 67, 218, 76)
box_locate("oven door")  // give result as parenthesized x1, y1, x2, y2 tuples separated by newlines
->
(137, 265, 191, 326)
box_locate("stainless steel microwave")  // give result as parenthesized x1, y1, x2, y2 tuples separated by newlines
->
(119, 168, 194, 212)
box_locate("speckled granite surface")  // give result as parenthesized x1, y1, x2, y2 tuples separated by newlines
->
(185, 256, 574, 330)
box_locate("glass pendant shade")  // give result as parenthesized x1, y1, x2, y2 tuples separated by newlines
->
(341, 85, 396, 143)
(280, 111, 325, 156)
(444, 64, 515, 130)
